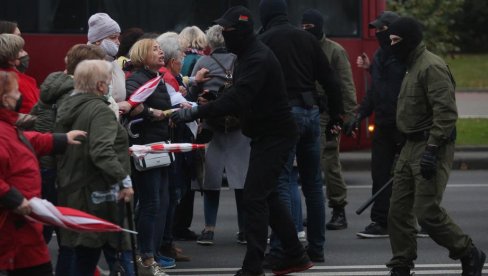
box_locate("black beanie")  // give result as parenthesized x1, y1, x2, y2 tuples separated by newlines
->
(388, 17, 423, 62)
(259, 0, 287, 28)
(302, 9, 324, 40)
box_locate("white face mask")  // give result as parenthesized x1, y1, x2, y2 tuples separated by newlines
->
(100, 39, 119, 57)
(104, 84, 113, 100)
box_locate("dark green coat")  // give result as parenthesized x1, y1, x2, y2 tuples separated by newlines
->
(396, 43, 458, 146)
(56, 92, 131, 249)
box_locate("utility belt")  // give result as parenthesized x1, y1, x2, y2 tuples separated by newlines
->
(289, 91, 320, 109)
(405, 128, 456, 142)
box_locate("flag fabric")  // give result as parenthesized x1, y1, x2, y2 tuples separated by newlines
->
(127, 75, 162, 107)
(26, 197, 137, 234)
(129, 143, 206, 158)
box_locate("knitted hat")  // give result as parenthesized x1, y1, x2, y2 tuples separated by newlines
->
(87, 13, 121, 43)
(259, 0, 288, 28)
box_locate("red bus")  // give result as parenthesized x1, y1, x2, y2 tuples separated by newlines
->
(1, 0, 385, 150)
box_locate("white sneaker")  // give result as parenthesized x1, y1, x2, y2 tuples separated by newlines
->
(297, 231, 307, 242)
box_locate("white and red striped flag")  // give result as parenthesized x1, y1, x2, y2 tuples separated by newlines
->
(26, 197, 136, 234)
(127, 75, 162, 107)
(129, 143, 206, 157)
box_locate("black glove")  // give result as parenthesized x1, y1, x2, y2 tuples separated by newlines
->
(170, 106, 200, 123)
(420, 144, 438, 180)
(343, 114, 361, 137)
(325, 116, 343, 140)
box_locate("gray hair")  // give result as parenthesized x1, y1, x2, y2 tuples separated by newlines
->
(0, 33, 24, 68)
(74, 60, 113, 93)
(179, 26, 207, 50)
(157, 32, 183, 65)
(206, 25, 225, 50)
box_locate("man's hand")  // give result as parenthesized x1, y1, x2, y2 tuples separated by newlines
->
(118, 188, 134, 202)
(194, 68, 210, 83)
(13, 198, 32, 215)
(420, 144, 438, 180)
(356, 52, 370, 69)
(325, 116, 343, 140)
(170, 106, 200, 124)
(343, 115, 361, 137)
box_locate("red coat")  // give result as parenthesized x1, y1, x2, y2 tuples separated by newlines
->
(0, 109, 53, 270)
(1, 68, 40, 114)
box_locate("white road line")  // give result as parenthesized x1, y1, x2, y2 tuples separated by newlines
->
(348, 184, 488, 189)
(172, 269, 484, 276)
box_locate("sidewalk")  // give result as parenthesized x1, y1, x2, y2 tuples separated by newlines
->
(340, 146, 488, 171)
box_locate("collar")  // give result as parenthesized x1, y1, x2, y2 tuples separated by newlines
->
(406, 42, 426, 66)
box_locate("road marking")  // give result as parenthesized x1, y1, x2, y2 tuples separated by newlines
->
(169, 264, 487, 275)
(348, 184, 488, 189)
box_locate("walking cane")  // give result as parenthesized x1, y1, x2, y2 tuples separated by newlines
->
(355, 177, 394, 215)
(126, 202, 138, 276)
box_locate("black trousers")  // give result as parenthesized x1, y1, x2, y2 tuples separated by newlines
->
(370, 126, 404, 227)
(242, 133, 304, 273)
(6, 262, 52, 276)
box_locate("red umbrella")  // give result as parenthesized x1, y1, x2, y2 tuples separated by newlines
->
(26, 197, 136, 234)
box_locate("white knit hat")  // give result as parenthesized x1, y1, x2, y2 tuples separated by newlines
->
(87, 13, 121, 43)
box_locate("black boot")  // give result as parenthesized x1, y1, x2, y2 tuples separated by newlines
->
(389, 267, 411, 276)
(326, 207, 347, 230)
(461, 246, 486, 276)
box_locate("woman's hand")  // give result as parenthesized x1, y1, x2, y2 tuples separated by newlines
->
(150, 108, 166, 121)
(179, 86, 188, 97)
(13, 198, 32, 216)
(66, 130, 88, 145)
(194, 68, 210, 83)
(118, 187, 134, 202)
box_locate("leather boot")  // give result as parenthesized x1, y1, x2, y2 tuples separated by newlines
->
(461, 246, 486, 276)
(326, 207, 347, 230)
(389, 267, 411, 276)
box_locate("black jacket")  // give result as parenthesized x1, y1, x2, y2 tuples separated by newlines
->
(198, 35, 296, 139)
(358, 49, 406, 128)
(126, 68, 172, 144)
(258, 15, 343, 119)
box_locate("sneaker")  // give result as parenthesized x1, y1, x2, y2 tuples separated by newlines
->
(297, 231, 307, 242)
(155, 255, 176, 269)
(305, 246, 325, 262)
(389, 267, 412, 276)
(326, 207, 348, 230)
(236, 232, 247, 245)
(159, 243, 191, 262)
(271, 252, 314, 275)
(173, 228, 198, 241)
(196, 230, 214, 245)
(461, 246, 486, 276)
(136, 260, 169, 276)
(416, 227, 429, 238)
(234, 268, 265, 276)
(356, 222, 389, 238)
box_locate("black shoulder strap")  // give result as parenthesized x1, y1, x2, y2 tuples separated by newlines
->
(17, 128, 36, 154)
(210, 54, 235, 78)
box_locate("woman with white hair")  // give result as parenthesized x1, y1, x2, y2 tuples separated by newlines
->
(55, 60, 134, 276)
(179, 26, 208, 77)
(190, 25, 250, 246)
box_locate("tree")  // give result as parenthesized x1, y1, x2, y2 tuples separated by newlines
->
(453, 0, 488, 53)
(387, 0, 463, 56)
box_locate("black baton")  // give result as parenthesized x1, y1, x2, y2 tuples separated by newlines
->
(356, 177, 394, 215)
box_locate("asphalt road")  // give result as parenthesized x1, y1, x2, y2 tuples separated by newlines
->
(456, 92, 488, 118)
(48, 170, 488, 275)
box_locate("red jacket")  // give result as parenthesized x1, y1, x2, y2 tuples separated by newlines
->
(0, 109, 53, 270)
(1, 68, 40, 114)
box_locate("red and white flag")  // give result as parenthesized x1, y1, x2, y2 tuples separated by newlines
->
(26, 197, 136, 234)
(127, 75, 162, 107)
(129, 143, 206, 157)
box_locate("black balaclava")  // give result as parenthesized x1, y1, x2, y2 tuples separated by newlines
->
(376, 30, 391, 51)
(388, 17, 423, 63)
(259, 0, 287, 29)
(222, 28, 253, 56)
(302, 9, 324, 40)
(217, 6, 255, 56)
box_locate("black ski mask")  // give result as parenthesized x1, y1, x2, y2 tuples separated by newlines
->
(222, 28, 253, 56)
(388, 17, 423, 63)
(214, 6, 255, 56)
(259, 0, 287, 29)
(302, 9, 324, 40)
(376, 30, 391, 51)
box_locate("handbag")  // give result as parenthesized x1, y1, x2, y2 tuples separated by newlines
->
(132, 141, 174, 171)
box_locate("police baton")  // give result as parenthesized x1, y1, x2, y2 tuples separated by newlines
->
(355, 177, 394, 215)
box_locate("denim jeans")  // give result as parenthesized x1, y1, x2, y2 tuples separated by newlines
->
(269, 106, 325, 257)
(289, 167, 303, 232)
(74, 245, 134, 276)
(133, 167, 169, 259)
(203, 189, 245, 231)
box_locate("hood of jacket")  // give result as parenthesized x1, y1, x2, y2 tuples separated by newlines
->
(57, 92, 107, 128)
(40, 72, 74, 104)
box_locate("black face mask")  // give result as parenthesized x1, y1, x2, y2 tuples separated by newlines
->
(305, 27, 323, 40)
(16, 55, 30, 73)
(222, 29, 252, 56)
(391, 39, 417, 63)
(376, 31, 391, 51)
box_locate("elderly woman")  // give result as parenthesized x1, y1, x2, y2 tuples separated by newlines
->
(55, 60, 133, 276)
(0, 33, 39, 114)
(0, 20, 29, 73)
(0, 71, 85, 275)
(179, 26, 208, 77)
(125, 38, 171, 276)
(190, 25, 250, 246)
